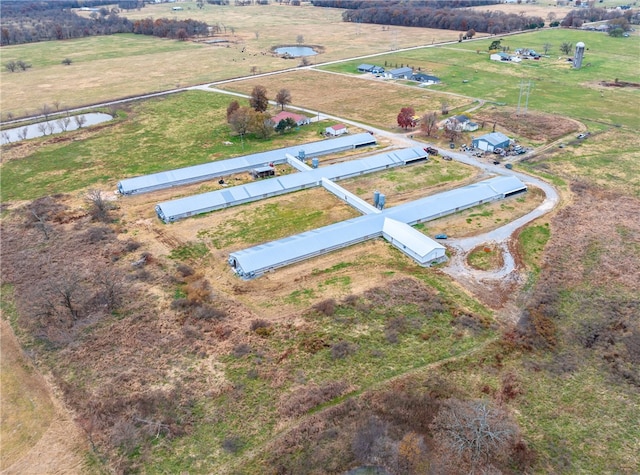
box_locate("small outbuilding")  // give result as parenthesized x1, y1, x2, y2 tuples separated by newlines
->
(326, 124, 348, 136)
(490, 52, 512, 62)
(472, 132, 511, 152)
(251, 166, 275, 179)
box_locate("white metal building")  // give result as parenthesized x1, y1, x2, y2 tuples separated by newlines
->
(117, 133, 377, 195)
(155, 147, 428, 222)
(228, 175, 527, 279)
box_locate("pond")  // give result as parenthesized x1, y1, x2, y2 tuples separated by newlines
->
(274, 46, 317, 57)
(1, 112, 114, 145)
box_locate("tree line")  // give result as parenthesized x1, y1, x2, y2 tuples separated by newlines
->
(560, 7, 639, 28)
(337, 4, 544, 34)
(311, 0, 502, 9)
(0, 1, 209, 46)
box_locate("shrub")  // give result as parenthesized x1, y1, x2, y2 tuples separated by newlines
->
(313, 298, 336, 316)
(192, 304, 226, 321)
(232, 343, 251, 358)
(278, 380, 349, 417)
(221, 435, 244, 454)
(176, 264, 195, 278)
(331, 340, 357, 359)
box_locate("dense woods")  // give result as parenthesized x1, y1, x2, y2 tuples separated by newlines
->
(339, 4, 544, 34)
(0, 1, 209, 46)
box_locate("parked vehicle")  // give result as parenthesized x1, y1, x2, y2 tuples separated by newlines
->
(435, 234, 448, 239)
(442, 155, 452, 161)
(424, 146, 439, 156)
(577, 132, 590, 139)
(505, 163, 513, 169)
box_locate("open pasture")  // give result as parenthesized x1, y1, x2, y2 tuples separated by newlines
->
(322, 29, 640, 130)
(2, 3, 464, 117)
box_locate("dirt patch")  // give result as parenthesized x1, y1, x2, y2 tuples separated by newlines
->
(475, 107, 581, 144)
(600, 79, 640, 88)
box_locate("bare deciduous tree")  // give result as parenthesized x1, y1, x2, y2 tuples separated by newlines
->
(560, 41, 573, 55)
(228, 106, 253, 143)
(226, 100, 240, 123)
(249, 85, 269, 112)
(430, 399, 518, 469)
(74, 114, 87, 129)
(420, 111, 438, 137)
(86, 189, 114, 223)
(440, 100, 449, 116)
(275, 88, 292, 111)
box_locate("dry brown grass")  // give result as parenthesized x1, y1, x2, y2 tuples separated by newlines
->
(0, 320, 88, 473)
(215, 69, 472, 130)
(475, 107, 582, 144)
(2, 3, 467, 116)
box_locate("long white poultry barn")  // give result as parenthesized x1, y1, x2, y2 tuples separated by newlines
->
(228, 175, 527, 279)
(155, 147, 429, 222)
(116, 132, 377, 195)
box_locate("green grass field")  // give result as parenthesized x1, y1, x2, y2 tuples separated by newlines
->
(321, 29, 640, 130)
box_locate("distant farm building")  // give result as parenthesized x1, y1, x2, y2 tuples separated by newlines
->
(385, 67, 413, 79)
(472, 132, 511, 152)
(358, 64, 385, 74)
(444, 115, 479, 132)
(490, 52, 512, 62)
(411, 73, 441, 84)
(326, 124, 348, 136)
(270, 111, 310, 127)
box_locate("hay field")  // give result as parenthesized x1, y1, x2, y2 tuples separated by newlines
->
(1, 3, 465, 117)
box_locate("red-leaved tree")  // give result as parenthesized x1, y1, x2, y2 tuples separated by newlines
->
(397, 107, 416, 129)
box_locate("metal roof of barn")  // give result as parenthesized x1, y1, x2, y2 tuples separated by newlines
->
(117, 133, 376, 195)
(474, 132, 510, 146)
(155, 147, 427, 222)
(384, 175, 526, 225)
(228, 175, 526, 278)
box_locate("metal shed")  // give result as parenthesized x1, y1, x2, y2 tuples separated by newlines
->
(472, 132, 511, 152)
(117, 133, 377, 195)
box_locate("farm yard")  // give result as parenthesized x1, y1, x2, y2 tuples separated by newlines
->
(1, 1, 640, 474)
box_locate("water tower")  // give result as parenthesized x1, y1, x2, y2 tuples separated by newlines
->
(573, 42, 585, 69)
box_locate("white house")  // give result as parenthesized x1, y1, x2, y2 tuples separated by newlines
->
(444, 115, 479, 132)
(326, 124, 348, 136)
